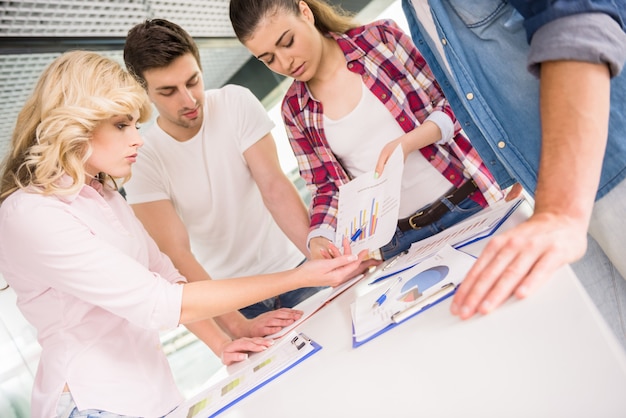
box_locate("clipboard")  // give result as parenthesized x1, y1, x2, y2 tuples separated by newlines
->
(168, 331, 322, 418)
(265, 272, 366, 339)
(351, 245, 477, 347)
(368, 197, 525, 286)
(351, 283, 458, 347)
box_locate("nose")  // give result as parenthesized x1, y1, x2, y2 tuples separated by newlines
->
(274, 50, 293, 75)
(181, 87, 196, 108)
(132, 128, 144, 149)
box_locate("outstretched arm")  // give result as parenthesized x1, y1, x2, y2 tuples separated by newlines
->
(131, 200, 303, 341)
(244, 133, 311, 256)
(179, 240, 364, 323)
(451, 59, 610, 318)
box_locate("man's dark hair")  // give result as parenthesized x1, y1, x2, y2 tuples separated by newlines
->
(123, 19, 202, 87)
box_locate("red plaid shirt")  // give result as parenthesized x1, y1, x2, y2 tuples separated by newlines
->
(282, 19, 503, 238)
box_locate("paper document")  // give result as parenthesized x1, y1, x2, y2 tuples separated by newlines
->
(335, 145, 403, 253)
(351, 245, 476, 346)
(265, 273, 365, 339)
(368, 197, 525, 285)
(168, 331, 321, 418)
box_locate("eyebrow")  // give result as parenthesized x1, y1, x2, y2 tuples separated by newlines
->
(256, 30, 290, 60)
(110, 114, 135, 123)
(154, 72, 199, 91)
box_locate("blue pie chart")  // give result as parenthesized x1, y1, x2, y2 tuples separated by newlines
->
(400, 265, 449, 295)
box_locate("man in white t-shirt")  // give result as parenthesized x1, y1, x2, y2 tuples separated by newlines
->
(123, 19, 321, 358)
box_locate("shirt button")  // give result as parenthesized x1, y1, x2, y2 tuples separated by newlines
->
(381, 93, 387, 100)
(441, 38, 448, 45)
(399, 116, 405, 122)
(498, 141, 506, 149)
(466, 92, 474, 100)
(449, 174, 456, 181)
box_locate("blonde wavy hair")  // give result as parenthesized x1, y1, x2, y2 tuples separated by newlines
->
(0, 50, 152, 203)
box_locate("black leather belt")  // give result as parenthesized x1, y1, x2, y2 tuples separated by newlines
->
(397, 180, 478, 232)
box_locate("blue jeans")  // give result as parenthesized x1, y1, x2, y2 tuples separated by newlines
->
(572, 177, 626, 350)
(380, 196, 483, 260)
(56, 393, 145, 418)
(239, 286, 326, 319)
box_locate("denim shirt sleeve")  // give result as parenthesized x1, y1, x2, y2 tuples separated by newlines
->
(508, 0, 626, 41)
(402, 0, 626, 201)
(528, 12, 626, 77)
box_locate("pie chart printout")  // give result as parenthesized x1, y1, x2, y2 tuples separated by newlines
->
(397, 265, 449, 302)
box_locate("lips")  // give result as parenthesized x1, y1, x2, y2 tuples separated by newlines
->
(126, 154, 138, 163)
(182, 106, 200, 119)
(291, 63, 305, 78)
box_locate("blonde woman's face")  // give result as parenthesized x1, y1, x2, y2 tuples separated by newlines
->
(84, 111, 143, 179)
(244, 4, 323, 81)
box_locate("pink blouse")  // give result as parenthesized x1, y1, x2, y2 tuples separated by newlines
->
(0, 178, 186, 417)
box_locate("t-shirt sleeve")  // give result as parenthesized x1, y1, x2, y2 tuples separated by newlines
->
(124, 141, 171, 205)
(224, 84, 276, 153)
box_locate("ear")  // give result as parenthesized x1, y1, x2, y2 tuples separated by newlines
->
(299, 1, 314, 23)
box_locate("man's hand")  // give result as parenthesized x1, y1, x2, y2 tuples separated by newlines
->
(219, 337, 274, 365)
(238, 308, 304, 338)
(451, 211, 588, 319)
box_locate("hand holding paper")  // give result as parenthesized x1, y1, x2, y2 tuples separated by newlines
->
(335, 145, 404, 254)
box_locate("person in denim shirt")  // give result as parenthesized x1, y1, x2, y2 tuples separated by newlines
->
(402, 0, 626, 347)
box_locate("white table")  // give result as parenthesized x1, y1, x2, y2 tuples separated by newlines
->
(215, 202, 626, 417)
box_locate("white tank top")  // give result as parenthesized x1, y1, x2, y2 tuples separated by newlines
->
(323, 81, 453, 217)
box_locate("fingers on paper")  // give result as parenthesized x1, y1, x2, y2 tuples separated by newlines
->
(251, 309, 302, 336)
(222, 337, 275, 364)
(451, 234, 537, 319)
(272, 308, 304, 318)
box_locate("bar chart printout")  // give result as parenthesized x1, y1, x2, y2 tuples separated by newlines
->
(335, 146, 404, 254)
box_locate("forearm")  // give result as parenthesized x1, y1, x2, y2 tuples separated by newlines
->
(214, 311, 250, 339)
(169, 248, 254, 337)
(184, 318, 232, 358)
(180, 271, 304, 324)
(263, 180, 310, 256)
(402, 120, 443, 155)
(534, 60, 610, 223)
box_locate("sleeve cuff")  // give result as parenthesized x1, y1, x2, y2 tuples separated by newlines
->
(528, 13, 626, 78)
(425, 110, 454, 144)
(306, 228, 336, 251)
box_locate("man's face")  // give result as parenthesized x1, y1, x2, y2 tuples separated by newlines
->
(143, 53, 205, 141)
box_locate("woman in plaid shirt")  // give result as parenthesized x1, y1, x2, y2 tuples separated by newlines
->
(230, 0, 515, 262)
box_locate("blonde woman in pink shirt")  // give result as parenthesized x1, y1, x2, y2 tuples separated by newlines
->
(0, 50, 362, 418)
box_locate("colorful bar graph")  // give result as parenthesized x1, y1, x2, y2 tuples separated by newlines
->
(343, 197, 380, 242)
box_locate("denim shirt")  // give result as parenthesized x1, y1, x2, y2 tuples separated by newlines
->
(401, 0, 626, 200)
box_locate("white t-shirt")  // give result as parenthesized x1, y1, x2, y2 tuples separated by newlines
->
(125, 85, 303, 278)
(324, 81, 453, 218)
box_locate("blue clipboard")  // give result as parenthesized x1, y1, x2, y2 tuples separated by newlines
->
(352, 284, 457, 348)
(173, 332, 322, 418)
(209, 335, 322, 417)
